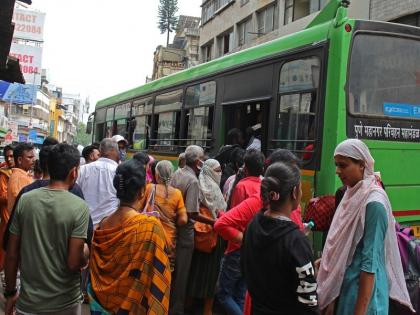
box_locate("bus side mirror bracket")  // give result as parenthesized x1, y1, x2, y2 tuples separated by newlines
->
(86, 121, 92, 134)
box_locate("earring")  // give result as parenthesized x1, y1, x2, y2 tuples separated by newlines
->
(269, 191, 280, 201)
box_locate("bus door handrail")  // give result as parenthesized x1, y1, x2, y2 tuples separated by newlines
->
(270, 139, 315, 143)
(150, 138, 213, 142)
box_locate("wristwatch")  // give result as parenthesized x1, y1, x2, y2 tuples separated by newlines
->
(4, 287, 17, 298)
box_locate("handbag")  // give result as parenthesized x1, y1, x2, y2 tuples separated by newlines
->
(194, 206, 217, 253)
(142, 184, 160, 218)
(303, 195, 336, 231)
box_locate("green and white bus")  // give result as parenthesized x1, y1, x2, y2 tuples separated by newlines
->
(90, 0, 420, 230)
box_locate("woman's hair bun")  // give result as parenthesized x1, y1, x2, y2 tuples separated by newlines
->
(113, 158, 146, 203)
(261, 162, 300, 206)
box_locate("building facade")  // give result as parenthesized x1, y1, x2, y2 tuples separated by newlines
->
(172, 15, 201, 67)
(370, 0, 420, 26)
(198, 0, 369, 63)
(61, 93, 82, 143)
(47, 85, 68, 142)
(8, 89, 50, 144)
(151, 15, 201, 80)
(0, 5, 86, 146)
(152, 46, 187, 80)
(0, 4, 48, 145)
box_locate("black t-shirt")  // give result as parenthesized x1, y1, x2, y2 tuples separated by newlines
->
(242, 212, 319, 315)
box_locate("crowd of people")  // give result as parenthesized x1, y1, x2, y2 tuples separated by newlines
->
(0, 132, 414, 315)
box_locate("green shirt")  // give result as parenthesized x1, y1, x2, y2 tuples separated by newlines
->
(10, 187, 89, 313)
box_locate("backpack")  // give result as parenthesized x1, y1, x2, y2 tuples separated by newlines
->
(395, 223, 420, 314)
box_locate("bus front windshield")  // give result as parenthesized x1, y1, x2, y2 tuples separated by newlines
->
(348, 33, 420, 119)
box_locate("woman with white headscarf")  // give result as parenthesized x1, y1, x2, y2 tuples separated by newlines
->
(188, 159, 227, 315)
(199, 159, 227, 218)
(317, 139, 412, 315)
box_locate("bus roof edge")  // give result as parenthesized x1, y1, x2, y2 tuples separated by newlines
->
(305, 0, 348, 29)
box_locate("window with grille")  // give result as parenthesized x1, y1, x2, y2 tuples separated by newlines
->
(202, 0, 235, 24)
(203, 42, 213, 62)
(238, 18, 252, 46)
(217, 29, 234, 56)
(284, 0, 326, 25)
(257, 2, 278, 36)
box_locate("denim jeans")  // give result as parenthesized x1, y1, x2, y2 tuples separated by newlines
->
(216, 250, 246, 315)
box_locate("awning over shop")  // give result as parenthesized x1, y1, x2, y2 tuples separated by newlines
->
(0, 80, 36, 104)
(0, 57, 25, 84)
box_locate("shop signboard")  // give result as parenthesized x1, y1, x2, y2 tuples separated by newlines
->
(28, 129, 37, 142)
(9, 43, 43, 86)
(12, 8, 45, 42)
(5, 121, 19, 144)
(19, 135, 27, 143)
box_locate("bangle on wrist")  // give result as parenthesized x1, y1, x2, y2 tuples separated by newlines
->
(4, 287, 17, 298)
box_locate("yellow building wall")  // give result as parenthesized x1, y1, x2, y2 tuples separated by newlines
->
(49, 98, 57, 138)
(49, 97, 65, 139)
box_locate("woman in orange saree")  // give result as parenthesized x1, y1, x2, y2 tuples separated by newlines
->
(89, 158, 171, 315)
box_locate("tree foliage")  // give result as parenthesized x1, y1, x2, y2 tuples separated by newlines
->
(74, 122, 91, 146)
(157, 0, 179, 46)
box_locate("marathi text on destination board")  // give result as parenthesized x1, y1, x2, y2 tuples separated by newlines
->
(353, 121, 420, 141)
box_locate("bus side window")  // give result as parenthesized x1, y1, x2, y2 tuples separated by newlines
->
(94, 108, 107, 142)
(114, 102, 131, 139)
(274, 57, 320, 162)
(105, 106, 115, 138)
(184, 81, 216, 150)
(152, 90, 182, 152)
(130, 98, 153, 150)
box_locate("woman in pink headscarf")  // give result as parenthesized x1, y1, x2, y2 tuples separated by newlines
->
(317, 139, 412, 315)
(146, 155, 155, 183)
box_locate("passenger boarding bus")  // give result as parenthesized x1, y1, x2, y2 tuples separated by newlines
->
(89, 0, 420, 237)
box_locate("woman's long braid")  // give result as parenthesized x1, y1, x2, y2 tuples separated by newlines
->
(155, 160, 174, 199)
(163, 176, 171, 199)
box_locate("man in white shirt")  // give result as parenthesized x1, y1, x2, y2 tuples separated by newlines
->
(246, 124, 262, 151)
(76, 138, 120, 226)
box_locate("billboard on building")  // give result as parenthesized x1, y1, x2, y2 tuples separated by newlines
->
(9, 43, 42, 86)
(28, 129, 37, 141)
(5, 121, 19, 144)
(12, 8, 45, 42)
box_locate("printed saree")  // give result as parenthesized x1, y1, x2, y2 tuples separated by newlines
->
(89, 213, 171, 314)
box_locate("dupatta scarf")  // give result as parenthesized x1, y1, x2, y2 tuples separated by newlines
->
(317, 139, 413, 312)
